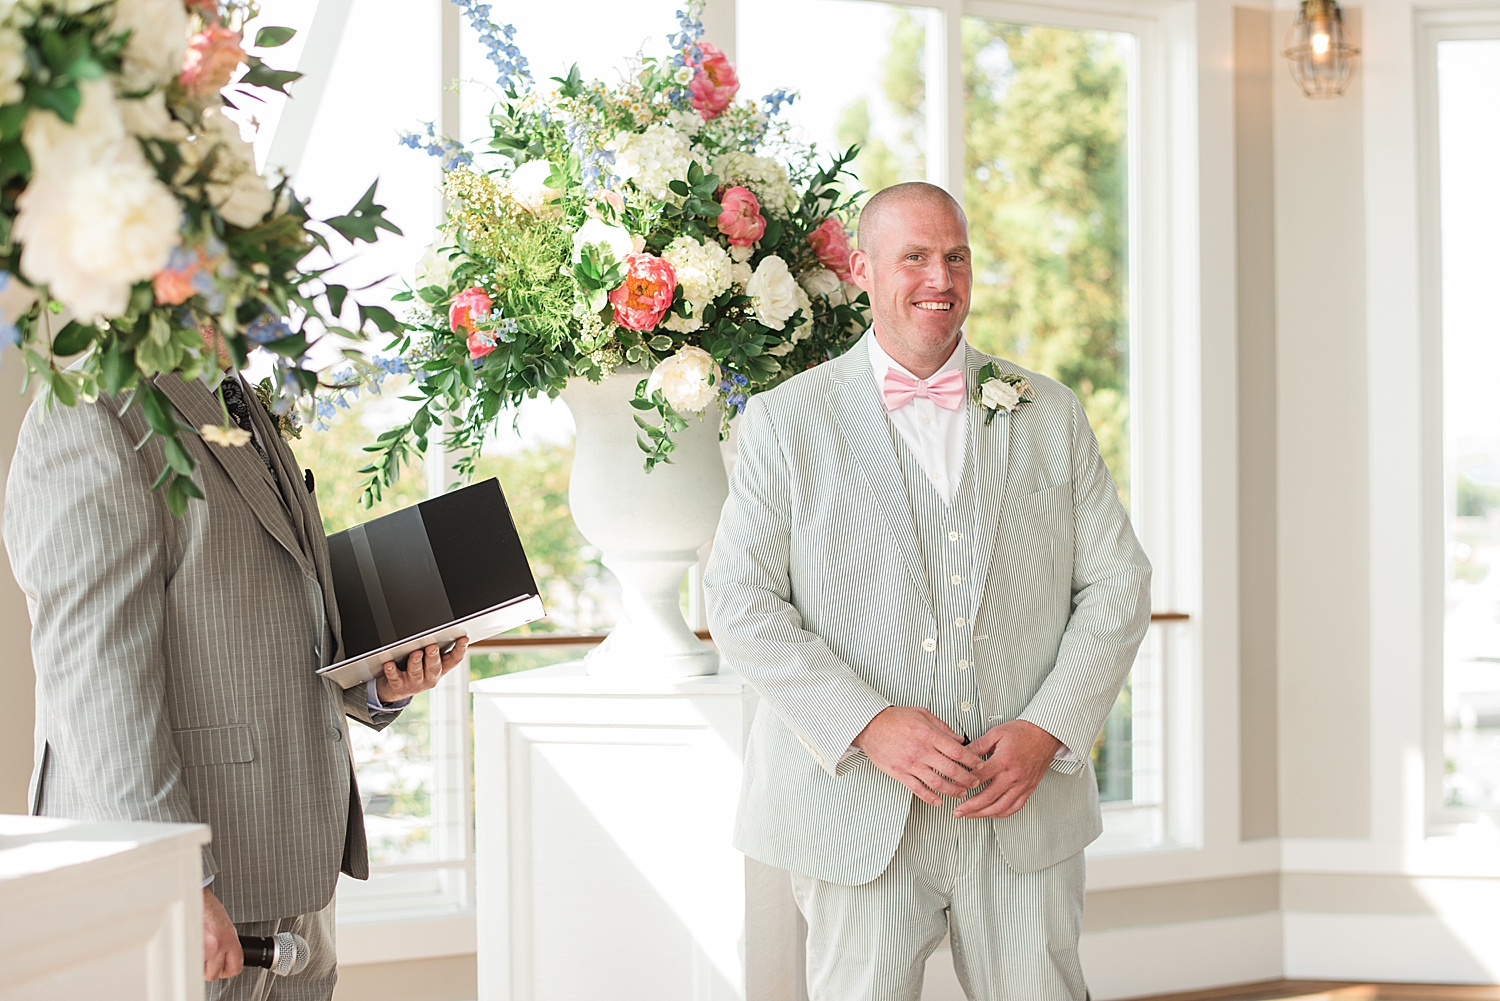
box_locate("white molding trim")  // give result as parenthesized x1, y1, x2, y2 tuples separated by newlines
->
(337, 912, 478, 966)
(264, 0, 355, 181)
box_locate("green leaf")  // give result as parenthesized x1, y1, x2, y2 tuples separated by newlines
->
(324, 181, 403, 245)
(325, 284, 348, 317)
(99, 339, 136, 396)
(163, 436, 195, 476)
(50, 322, 95, 357)
(0, 104, 27, 141)
(254, 25, 297, 47)
(48, 368, 76, 408)
(34, 86, 81, 124)
(648, 335, 673, 351)
(358, 304, 401, 334)
(240, 55, 302, 95)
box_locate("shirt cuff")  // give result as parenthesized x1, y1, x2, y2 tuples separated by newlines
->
(202, 875, 214, 889)
(366, 679, 412, 713)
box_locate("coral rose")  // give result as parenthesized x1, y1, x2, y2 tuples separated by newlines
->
(689, 42, 739, 121)
(607, 253, 677, 331)
(808, 218, 853, 283)
(717, 186, 766, 248)
(180, 26, 245, 97)
(450, 285, 493, 340)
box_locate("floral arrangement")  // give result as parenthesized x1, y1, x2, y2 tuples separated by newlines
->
(0, 0, 403, 513)
(972, 363, 1035, 424)
(357, 1, 869, 498)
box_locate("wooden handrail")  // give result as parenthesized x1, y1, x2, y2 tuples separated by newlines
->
(470, 613, 1188, 650)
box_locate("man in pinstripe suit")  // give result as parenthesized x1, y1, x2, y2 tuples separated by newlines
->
(705, 182, 1152, 999)
(4, 367, 466, 1000)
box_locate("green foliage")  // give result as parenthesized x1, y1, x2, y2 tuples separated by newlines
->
(853, 16, 1133, 502)
(1457, 472, 1500, 519)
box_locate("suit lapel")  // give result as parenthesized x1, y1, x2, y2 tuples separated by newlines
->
(826, 335, 930, 607)
(965, 344, 1010, 615)
(154, 373, 312, 575)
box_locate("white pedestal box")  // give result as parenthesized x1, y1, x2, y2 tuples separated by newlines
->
(471, 663, 806, 1001)
(0, 814, 209, 1001)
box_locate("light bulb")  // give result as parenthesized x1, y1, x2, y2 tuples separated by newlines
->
(1312, 32, 1331, 55)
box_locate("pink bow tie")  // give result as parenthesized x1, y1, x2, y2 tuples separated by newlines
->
(881, 368, 966, 412)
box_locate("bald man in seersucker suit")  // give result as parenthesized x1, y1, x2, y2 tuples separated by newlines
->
(705, 181, 1152, 1000)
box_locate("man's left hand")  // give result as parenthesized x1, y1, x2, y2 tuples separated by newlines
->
(953, 720, 1063, 820)
(375, 638, 469, 704)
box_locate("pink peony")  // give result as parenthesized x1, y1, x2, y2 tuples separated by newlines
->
(180, 25, 245, 96)
(449, 286, 493, 339)
(467, 330, 497, 359)
(689, 43, 739, 121)
(717, 186, 766, 248)
(608, 253, 677, 331)
(808, 218, 853, 283)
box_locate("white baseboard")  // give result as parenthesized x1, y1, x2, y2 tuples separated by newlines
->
(337, 914, 477, 966)
(1080, 913, 1283, 1000)
(1284, 912, 1500, 982)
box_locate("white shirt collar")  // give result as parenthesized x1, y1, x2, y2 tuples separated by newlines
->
(867, 331, 967, 388)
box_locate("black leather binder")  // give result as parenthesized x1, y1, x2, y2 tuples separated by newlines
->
(319, 477, 545, 688)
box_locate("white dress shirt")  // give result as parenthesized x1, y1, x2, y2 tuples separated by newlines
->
(868, 334, 968, 502)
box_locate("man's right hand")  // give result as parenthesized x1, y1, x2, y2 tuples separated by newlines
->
(203, 887, 243, 981)
(852, 706, 986, 805)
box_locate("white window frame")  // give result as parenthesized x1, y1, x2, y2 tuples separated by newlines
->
(1414, 3, 1500, 831)
(263, 0, 1205, 941)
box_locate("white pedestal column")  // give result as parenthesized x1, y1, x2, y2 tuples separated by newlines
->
(472, 664, 806, 1001)
(0, 815, 208, 1001)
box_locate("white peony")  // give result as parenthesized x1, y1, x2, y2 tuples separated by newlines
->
(665, 108, 702, 138)
(119, 91, 189, 142)
(610, 123, 695, 203)
(506, 159, 560, 215)
(111, 0, 189, 92)
(791, 283, 813, 341)
(746, 255, 799, 330)
(647, 345, 719, 413)
(661, 235, 732, 334)
(186, 108, 274, 228)
(571, 217, 635, 266)
(712, 152, 798, 216)
(15, 81, 182, 321)
(799, 266, 841, 301)
(0, 27, 23, 104)
(979, 378, 1022, 412)
(415, 242, 457, 289)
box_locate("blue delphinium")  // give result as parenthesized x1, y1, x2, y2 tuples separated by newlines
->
(667, 6, 705, 67)
(245, 312, 293, 345)
(762, 89, 796, 116)
(451, 0, 530, 90)
(720, 370, 749, 414)
(399, 121, 473, 171)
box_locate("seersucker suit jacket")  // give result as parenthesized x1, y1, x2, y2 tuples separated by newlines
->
(704, 332, 1152, 884)
(4, 372, 395, 923)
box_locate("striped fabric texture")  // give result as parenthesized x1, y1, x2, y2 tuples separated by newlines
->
(4, 373, 395, 924)
(704, 332, 1153, 884)
(791, 796, 1087, 1000)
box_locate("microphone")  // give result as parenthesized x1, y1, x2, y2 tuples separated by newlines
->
(238, 932, 310, 976)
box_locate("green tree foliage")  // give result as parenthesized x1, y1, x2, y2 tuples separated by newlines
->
(839, 13, 1132, 501)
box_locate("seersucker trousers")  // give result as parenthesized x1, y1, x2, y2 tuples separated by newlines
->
(788, 420, 1088, 1000)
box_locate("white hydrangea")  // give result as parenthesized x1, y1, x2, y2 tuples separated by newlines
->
(15, 80, 181, 321)
(661, 236, 732, 334)
(665, 109, 701, 137)
(647, 345, 719, 413)
(746, 255, 799, 331)
(119, 92, 189, 142)
(415, 242, 457, 289)
(0, 28, 23, 105)
(729, 260, 752, 292)
(182, 108, 274, 228)
(712, 152, 798, 217)
(571, 217, 636, 266)
(506, 159, 561, 216)
(610, 124, 696, 203)
(111, 0, 189, 92)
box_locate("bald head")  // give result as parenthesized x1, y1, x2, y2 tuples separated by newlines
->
(856, 181, 967, 255)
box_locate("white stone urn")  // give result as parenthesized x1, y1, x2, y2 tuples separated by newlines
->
(560, 368, 727, 677)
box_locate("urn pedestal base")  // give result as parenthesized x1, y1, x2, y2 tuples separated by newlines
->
(471, 663, 806, 1001)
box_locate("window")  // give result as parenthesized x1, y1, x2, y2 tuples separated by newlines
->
(1418, 12, 1500, 821)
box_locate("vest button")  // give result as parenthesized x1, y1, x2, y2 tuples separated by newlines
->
(954, 617, 966, 628)
(922, 638, 937, 653)
(961, 702, 973, 712)
(950, 574, 963, 586)
(948, 531, 960, 542)
(329, 726, 343, 742)
(958, 660, 970, 671)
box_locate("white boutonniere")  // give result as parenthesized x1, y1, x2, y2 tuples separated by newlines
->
(972, 362, 1036, 425)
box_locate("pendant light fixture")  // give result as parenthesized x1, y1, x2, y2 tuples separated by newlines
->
(1283, 0, 1360, 98)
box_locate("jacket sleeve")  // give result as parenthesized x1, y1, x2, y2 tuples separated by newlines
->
(1018, 392, 1153, 763)
(3, 398, 218, 880)
(704, 397, 891, 777)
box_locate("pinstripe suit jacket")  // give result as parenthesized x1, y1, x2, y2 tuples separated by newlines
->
(4, 373, 394, 923)
(704, 333, 1152, 883)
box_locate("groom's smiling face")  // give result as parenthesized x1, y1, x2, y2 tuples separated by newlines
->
(849, 187, 973, 374)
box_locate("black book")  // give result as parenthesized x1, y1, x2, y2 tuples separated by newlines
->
(318, 477, 545, 688)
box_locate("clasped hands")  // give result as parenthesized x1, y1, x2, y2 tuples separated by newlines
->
(852, 706, 1063, 819)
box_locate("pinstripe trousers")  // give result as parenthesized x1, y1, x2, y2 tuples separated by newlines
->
(790, 796, 1087, 1001)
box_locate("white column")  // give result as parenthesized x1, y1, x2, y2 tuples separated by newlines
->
(472, 664, 805, 1001)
